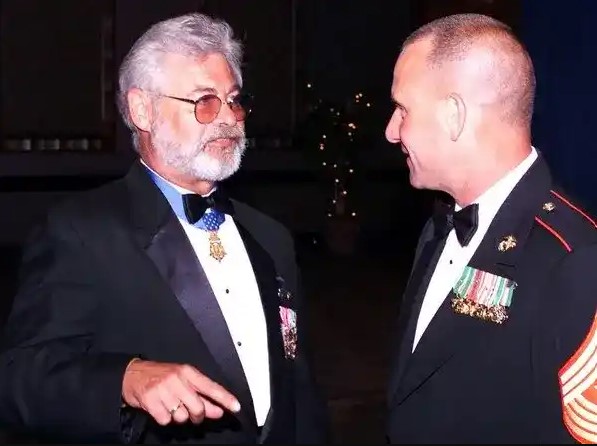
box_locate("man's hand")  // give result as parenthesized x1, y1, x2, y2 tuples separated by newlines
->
(121, 359, 241, 426)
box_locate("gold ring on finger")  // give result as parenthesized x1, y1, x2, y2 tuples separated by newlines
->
(169, 402, 182, 415)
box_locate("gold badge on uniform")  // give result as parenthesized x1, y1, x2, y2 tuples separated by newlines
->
(451, 266, 517, 324)
(497, 235, 517, 252)
(542, 202, 556, 212)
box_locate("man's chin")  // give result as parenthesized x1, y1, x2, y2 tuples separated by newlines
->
(408, 172, 424, 190)
(190, 160, 241, 182)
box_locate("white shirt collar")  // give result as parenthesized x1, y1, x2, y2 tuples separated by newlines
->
(459, 146, 538, 243)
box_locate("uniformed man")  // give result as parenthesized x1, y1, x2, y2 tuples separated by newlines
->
(384, 13, 597, 443)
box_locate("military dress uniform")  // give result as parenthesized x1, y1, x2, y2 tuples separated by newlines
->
(386, 153, 597, 444)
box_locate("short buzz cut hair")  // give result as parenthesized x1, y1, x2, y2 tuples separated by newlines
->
(403, 13, 536, 128)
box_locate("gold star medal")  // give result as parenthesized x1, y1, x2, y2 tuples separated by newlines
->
(200, 210, 227, 262)
(208, 231, 226, 262)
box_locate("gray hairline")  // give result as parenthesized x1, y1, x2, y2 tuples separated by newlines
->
(116, 13, 244, 152)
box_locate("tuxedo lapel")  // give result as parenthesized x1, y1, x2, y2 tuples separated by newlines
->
(233, 218, 286, 442)
(388, 219, 447, 401)
(122, 162, 257, 431)
(392, 155, 553, 405)
(145, 216, 257, 428)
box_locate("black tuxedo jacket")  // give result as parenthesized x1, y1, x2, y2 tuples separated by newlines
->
(387, 155, 597, 443)
(0, 161, 329, 444)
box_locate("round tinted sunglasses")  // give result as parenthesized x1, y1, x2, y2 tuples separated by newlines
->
(160, 93, 251, 124)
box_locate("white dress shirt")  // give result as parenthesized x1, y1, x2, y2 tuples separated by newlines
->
(141, 162, 271, 425)
(412, 147, 539, 351)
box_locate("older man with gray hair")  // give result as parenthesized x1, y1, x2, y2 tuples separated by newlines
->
(0, 12, 329, 444)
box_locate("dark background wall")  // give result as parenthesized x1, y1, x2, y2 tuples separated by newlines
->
(0, 0, 418, 251)
(0, 0, 595, 247)
(521, 0, 597, 213)
(0, 1, 596, 443)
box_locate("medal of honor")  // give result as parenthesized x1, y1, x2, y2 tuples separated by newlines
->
(208, 231, 226, 262)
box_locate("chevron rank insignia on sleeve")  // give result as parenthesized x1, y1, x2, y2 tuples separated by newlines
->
(559, 311, 597, 444)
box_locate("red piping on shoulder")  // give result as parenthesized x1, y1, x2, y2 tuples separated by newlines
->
(550, 190, 597, 229)
(534, 217, 572, 252)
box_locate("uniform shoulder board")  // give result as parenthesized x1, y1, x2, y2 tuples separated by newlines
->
(559, 311, 597, 443)
(534, 189, 597, 252)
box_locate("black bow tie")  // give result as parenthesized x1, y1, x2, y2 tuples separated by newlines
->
(434, 201, 479, 247)
(182, 188, 234, 224)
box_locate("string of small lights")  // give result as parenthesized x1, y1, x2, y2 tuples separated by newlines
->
(302, 82, 371, 221)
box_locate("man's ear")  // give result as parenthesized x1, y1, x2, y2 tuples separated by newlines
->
(127, 88, 153, 132)
(441, 93, 466, 141)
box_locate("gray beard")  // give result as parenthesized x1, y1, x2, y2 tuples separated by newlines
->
(151, 122, 247, 182)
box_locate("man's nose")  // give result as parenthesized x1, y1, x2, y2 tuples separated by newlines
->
(213, 101, 238, 127)
(385, 113, 401, 143)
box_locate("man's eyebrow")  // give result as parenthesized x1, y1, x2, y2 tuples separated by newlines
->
(189, 86, 217, 95)
(189, 85, 241, 96)
(392, 98, 405, 109)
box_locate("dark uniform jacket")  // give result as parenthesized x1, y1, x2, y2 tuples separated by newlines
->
(387, 154, 597, 444)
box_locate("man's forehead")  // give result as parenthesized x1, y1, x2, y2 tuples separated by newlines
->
(391, 52, 417, 96)
(395, 39, 432, 73)
(392, 40, 434, 92)
(162, 52, 224, 73)
(161, 52, 237, 91)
